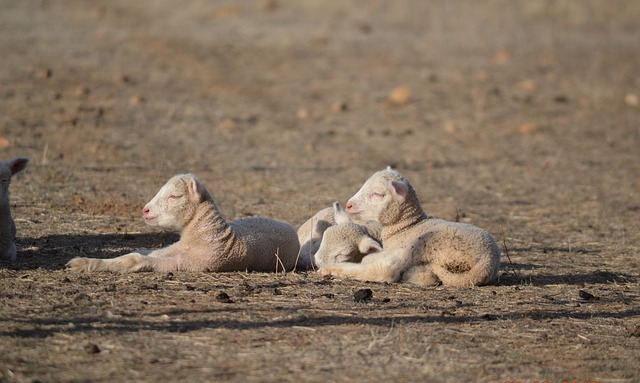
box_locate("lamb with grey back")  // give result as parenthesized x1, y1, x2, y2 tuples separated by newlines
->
(296, 206, 334, 269)
(0, 157, 29, 261)
(67, 173, 300, 273)
(320, 167, 501, 286)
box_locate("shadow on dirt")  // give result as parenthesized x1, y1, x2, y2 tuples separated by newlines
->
(1, 306, 638, 339)
(4, 233, 180, 271)
(498, 269, 637, 286)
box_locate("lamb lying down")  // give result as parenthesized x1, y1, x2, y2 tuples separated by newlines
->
(320, 167, 501, 287)
(313, 202, 382, 267)
(67, 173, 300, 273)
(297, 203, 382, 269)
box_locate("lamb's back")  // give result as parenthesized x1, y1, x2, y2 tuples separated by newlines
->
(231, 217, 300, 272)
(387, 218, 499, 263)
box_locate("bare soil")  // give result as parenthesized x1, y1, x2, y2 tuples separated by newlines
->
(1, 1, 639, 382)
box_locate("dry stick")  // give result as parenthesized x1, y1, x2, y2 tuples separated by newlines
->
(500, 227, 521, 278)
(293, 246, 301, 273)
(274, 247, 286, 274)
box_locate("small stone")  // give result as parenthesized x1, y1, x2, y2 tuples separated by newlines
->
(297, 107, 310, 119)
(578, 290, 599, 302)
(261, 0, 278, 11)
(75, 86, 90, 97)
(388, 86, 412, 106)
(443, 121, 457, 134)
(331, 100, 348, 112)
(305, 143, 315, 153)
(113, 74, 130, 84)
(353, 288, 373, 302)
(517, 79, 537, 92)
(215, 291, 233, 303)
(35, 68, 52, 79)
(493, 49, 511, 64)
(553, 95, 569, 103)
(164, 272, 174, 281)
(518, 122, 539, 134)
(357, 22, 372, 34)
(219, 118, 238, 130)
(129, 95, 145, 105)
(84, 343, 101, 354)
(625, 93, 638, 107)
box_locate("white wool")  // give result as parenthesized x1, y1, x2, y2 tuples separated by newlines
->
(67, 173, 300, 273)
(320, 168, 501, 287)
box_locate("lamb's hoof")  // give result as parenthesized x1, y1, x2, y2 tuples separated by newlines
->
(66, 257, 92, 272)
(319, 265, 342, 277)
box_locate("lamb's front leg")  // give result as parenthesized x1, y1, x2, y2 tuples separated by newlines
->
(66, 244, 183, 273)
(320, 247, 413, 283)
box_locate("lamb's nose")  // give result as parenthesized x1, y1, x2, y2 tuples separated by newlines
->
(345, 202, 353, 211)
(142, 207, 150, 217)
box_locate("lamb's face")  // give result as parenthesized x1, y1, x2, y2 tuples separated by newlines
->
(314, 224, 381, 267)
(142, 174, 201, 231)
(345, 168, 406, 223)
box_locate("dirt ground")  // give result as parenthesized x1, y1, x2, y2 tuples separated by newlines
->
(1, 0, 639, 382)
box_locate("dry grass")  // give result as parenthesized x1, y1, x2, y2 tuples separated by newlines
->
(1, 0, 639, 382)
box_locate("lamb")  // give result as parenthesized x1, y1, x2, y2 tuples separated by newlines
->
(313, 202, 382, 267)
(0, 157, 29, 261)
(66, 173, 300, 273)
(296, 206, 335, 269)
(319, 167, 501, 287)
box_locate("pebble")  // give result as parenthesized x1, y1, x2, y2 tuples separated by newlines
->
(129, 95, 145, 105)
(75, 86, 90, 97)
(353, 288, 373, 302)
(84, 343, 101, 354)
(388, 86, 412, 106)
(215, 291, 234, 303)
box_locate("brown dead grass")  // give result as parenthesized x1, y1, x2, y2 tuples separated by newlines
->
(1, 0, 639, 382)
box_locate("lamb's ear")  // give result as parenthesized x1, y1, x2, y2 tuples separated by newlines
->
(390, 180, 409, 203)
(187, 177, 203, 201)
(333, 201, 352, 225)
(9, 158, 28, 176)
(358, 237, 382, 254)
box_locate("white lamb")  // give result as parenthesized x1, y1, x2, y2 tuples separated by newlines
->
(67, 173, 300, 273)
(320, 167, 501, 287)
(313, 202, 382, 267)
(0, 157, 29, 261)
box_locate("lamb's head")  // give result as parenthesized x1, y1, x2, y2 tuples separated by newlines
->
(345, 167, 421, 226)
(142, 173, 210, 231)
(0, 157, 29, 205)
(314, 202, 382, 267)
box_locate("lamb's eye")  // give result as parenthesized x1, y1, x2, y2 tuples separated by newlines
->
(371, 192, 385, 198)
(168, 195, 182, 200)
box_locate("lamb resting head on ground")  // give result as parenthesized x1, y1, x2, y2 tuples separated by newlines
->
(320, 167, 501, 287)
(67, 173, 300, 273)
(0, 157, 29, 261)
(313, 202, 382, 267)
